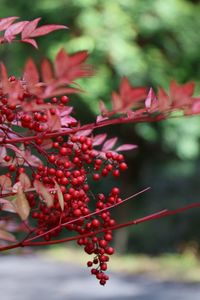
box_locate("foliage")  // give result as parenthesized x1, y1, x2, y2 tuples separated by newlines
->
(0, 15, 200, 285)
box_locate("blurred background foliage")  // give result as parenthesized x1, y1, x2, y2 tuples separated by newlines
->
(1, 0, 200, 254)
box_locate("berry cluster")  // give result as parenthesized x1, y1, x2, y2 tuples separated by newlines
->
(28, 134, 126, 285)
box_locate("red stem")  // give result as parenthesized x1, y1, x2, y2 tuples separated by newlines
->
(0, 115, 165, 145)
(0, 201, 200, 251)
(25, 187, 151, 243)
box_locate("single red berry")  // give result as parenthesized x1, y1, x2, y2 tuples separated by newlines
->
(119, 162, 128, 171)
(61, 95, 69, 104)
(93, 173, 100, 181)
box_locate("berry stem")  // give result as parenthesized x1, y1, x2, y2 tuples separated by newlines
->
(0, 201, 199, 252)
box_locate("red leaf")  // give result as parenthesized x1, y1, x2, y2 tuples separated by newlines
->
(0, 198, 16, 213)
(54, 49, 91, 81)
(41, 58, 54, 83)
(18, 173, 31, 190)
(0, 63, 9, 92)
(29, 24, 67, 38)
(102, 137, 118, 151)
(158, 88, 170, 111)
(145, 88, 155, 108)
(99, 100, 108, 115)
(169, 80, 195, 108)
(12, 183, 30, 220)
(40, 139, 53, 150)
(67, 51, 89, 67)
(0, 175, 12, 191)
(33, 180, 54, 207)
(111, 77, 147, 114)
(74, 129, 93, 138)
(54, 181, 64, 211)
(115, 144, 138, 152)
(93, 134, 107, 146)
(0, 229, 16, 242)
(4, 21, 29, 42)
(47, 112, 61, 131)
(96, 115, 108, 123)
(55, 49, 68, 78)
(22, 38, 38, 49)
(0, 17, 19, 32)
(21, 18, 41, 39)
(23, 58, 39, 86)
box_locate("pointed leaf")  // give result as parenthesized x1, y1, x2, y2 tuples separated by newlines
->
(0, 198, 16, 213)
(93, 134, 107, 146)
(0, 63, 9, 92)
(99, 100, 108, 115)
(12, 184, 30, 221)
(22, 38, 38, 49)
(29, 24, 67, 38)
(33, 180, 54, 207)
(47, 112, 61, 131)
(23, 58, 39, 85)
(102, 137, 118, 151)
(21, 18, 41, 39)
(74, 129, 93, 138)
(115, 144, 138, 152)
(40, 138, 53, 150)
(19, 173, 31, 190)
(68, 51, 89, 66)
(4, 21, 29, 42)
(0, 17, 19, 32)
(41, 58, 54, 83)
(0, 175, 12, 191)
(54, 181, 64, 211)
(0, 229, 16, 242)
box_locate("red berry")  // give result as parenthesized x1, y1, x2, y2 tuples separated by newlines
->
(119, 162, 128, 171)
(93, 173, 100, 181)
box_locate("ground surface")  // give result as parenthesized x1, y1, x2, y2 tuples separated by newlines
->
(0, 255, 200, 300)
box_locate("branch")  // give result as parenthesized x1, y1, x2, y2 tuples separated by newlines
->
(0, 114, 166, 145)
(0, 201, 200, 252)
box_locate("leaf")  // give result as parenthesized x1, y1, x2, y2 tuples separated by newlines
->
(170, 80, 195, 108)
(54, 49, 91, 81)
(74, 129, 93, 138)
(4, 21, 29, 42)
(0, 17, 19, 32)
(18, 173, 31, 190)
(0, 63, 9, 92)
(21, 18, 41, 39)
(93, 134, 107, 146)
(22, 38, 38, 49)
(29, 24, 67, 38)
(102, 137, 118, 151)
(0, 229, 16, 242)
(0, 175, 12, 191)
(40, 138, 53, 150)
(145, 88, 156, 109)
(158, 88, 170, 112)
(47, 112, 61, 131)
(6, 144, 42, 167)
(33, 180, 54, 207)
(12, 184, 30, 221)
(68, 51, 89, 67)
(99, 100, 108, 115)
(23, 58, 39, 86)
(96, 115, 108, 123)
(0, 198, 16, 213)
(54, 181, 64, 211)
(115, 144, 138, 152)
(41, 58, 54, 83)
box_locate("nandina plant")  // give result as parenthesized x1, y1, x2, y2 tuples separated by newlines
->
(0, 17, 200, 285)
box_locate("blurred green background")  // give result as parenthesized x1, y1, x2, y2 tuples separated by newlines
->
(1, 0, 200, 255)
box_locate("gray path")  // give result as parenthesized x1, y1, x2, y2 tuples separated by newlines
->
(0, 255, 200, 300)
